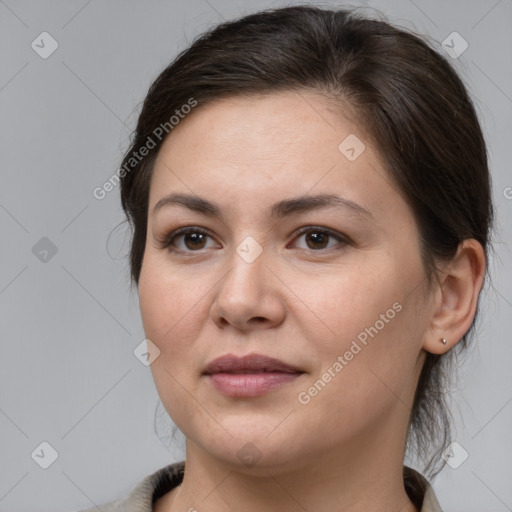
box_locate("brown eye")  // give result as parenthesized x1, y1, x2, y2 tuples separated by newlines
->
(304, 231, 330, 250)
(290, 227, 348, 251)
(163, 227, 218, 252)
(182, 232, 208, 250)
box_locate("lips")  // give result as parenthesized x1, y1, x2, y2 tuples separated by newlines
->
(203, 353, 305, 398)
(203, 353, 304, 375)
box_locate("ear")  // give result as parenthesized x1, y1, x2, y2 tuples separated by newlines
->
(423, 239, 486, 355)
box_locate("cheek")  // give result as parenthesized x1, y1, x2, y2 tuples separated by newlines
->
(138, 252, 206, 346)
(139, 255, 207, 432)
(295, 254, 426, 390)
(290, 258, 403, 349)
(138, 253, 211, 401)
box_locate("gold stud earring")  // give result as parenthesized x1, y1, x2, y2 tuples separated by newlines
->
(441, 338, 447, 345)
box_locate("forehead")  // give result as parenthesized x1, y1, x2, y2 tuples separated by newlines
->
(157, 91, 356, 162)
(147, 91, 402, 224)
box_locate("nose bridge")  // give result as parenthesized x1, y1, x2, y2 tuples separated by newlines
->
(222, 234, 268, 298)
(235, 234, 265, 267)
(211, 234, 284, 329)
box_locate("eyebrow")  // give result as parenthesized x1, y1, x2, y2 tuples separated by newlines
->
(153, 192, 373, 220)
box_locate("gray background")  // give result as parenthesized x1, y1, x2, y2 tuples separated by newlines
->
(0, 0, 511, 511)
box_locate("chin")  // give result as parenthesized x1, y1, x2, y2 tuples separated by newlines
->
(217, 439, 305, 476)
(190, 419, 309, 474)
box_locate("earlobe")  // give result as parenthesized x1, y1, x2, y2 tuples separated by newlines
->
(423, 239, 486, 355)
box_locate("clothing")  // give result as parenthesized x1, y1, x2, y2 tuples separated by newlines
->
(77, 461, 443, 512)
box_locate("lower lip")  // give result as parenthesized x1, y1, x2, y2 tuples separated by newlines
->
(206, 372, 303, 397)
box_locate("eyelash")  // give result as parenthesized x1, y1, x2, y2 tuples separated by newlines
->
(159, 225, 350, 254)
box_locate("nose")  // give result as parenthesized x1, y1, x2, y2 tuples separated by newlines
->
(210, 245, 286, 332)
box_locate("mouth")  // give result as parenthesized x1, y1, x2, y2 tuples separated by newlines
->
(203, 353, 305, 397)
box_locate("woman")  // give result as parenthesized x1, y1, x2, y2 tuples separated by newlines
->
(81, 5, 492, 511)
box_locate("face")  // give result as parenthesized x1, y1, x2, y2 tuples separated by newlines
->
(138, 91, 435, 473)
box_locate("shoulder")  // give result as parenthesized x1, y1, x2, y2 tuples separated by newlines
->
(75, 461, 185, 512)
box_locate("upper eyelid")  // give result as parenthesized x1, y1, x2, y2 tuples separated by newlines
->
(291, 225, 345, 239)
(162, 226, 214, 244)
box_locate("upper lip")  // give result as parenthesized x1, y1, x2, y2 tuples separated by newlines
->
(203, 353, 304, 375)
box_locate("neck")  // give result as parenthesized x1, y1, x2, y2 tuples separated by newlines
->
(167, 415, 418, 512)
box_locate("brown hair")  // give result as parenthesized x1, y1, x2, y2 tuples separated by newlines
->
(119, 5, 493, 477)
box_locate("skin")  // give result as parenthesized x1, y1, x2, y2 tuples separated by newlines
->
(138, 90, 486, 512)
